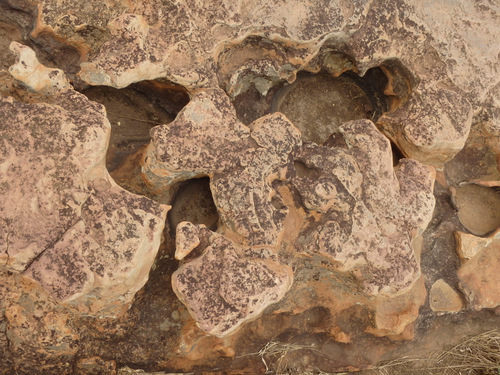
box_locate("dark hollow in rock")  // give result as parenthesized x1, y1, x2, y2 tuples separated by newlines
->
(0, 0, 83, 75)
(272, 68, 389, 144)
(82, 80, 189, 186)
(390, 140, 406, 166)
(452, 184, 500, 237)
(168, 177, 220, 234)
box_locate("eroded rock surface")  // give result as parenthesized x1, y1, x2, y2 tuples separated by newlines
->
(1, 0, 499, 373)
(146, 87, 435, 336)
(1, 44, 168, 316)
(172, 223, 293, 337)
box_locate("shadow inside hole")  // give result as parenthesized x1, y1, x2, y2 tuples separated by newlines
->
(168, 177, 219, 235)
(82, 80, 189, 190)
(293, 160, 321, 180)
(390, 140, 406, 166)
(272, 68, 389, 145)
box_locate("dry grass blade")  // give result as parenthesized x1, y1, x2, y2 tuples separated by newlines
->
(258, 340, 323, 374)
(370, 329, 500, 375)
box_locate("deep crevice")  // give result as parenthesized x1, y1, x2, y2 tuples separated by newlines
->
(217, 37, 415, 147)
(80, 79, 190, 198)
(390, 140, 405, 166)
(271, 68, 390, 145)
(168, 177, 220, 235)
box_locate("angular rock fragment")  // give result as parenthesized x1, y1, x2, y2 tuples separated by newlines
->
(457, 229, 500, 311)
(367, 276, 427, 338)
(429, 279, 464, 314)
(172, 224, 293, 337)
(1, 44, 168, 316)
(9, 42, 71, 94)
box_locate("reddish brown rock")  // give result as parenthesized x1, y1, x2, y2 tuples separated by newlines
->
(1, 45, 168, 316)
(455, 230, 499, 261)
(0, 270, 79, 374)
(367, 276, 427, 338)
(172, 225, 293, 337)
(457, 229, 500, 311)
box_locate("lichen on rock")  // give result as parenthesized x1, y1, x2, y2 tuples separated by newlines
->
(1, 43, 168, 316)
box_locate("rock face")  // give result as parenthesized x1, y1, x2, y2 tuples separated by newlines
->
(172, 223, 293, 337)
(456, 229, 500, 311)
(1, 43, 168, 316)
(0, 0, 499, 374)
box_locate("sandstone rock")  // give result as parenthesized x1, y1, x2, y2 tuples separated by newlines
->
(457, 229, 500, 311)
(0, 270, 79, 374)
(147, 89, 435, 335)
(376, 80, 472, 166)
(367, 276, 427, 338)
(429, 279, 464, 314)
(31, 0, 131, 58)
(293, 120, 435, 296)
(8, 41, 71, 94)
(444, 103, 500, 186)
(144, 88, 302, 247)
(1, 45, 168, 316)
(455, 231, 497, 261)
(1, 0, 499, 372)
(172, 224, 293, 337)
(73, 0, 499, 165)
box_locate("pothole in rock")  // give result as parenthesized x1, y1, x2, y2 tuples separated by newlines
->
(82, 80, 189, 195)
(271, 68, 389, 144)
(451, 184, 500, 236)
(168, 177, 220, 235)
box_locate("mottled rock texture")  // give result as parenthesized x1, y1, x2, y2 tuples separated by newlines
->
(0, 0, 499, 373)
(1, 43, 168, 316)
(172, 223, 293, 337)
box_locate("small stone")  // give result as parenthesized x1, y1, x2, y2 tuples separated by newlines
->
(429, 279, 463, 314)
(9, 42, 71, 94)
(451, 184, 500, 237)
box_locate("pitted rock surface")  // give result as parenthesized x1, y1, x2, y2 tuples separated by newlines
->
(1, 0, 499, 373)
(144, 88, 302, 247)
(293, 119, 435, 296)
(172, 223, 293, 337)
(68, 0, 496, 166)
(1, 44, 168, 316)
(147, 94, 435, 333)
